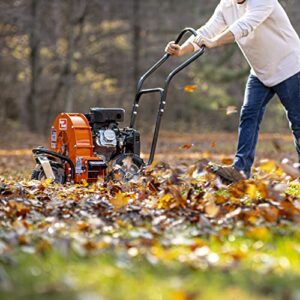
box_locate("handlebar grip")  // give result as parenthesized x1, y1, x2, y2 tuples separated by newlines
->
(136, 27, 201, 90)
(174, 27, 198, 45)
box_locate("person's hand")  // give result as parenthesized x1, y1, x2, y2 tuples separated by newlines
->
(194, 35, 218, 49)
(165, 41, 182, 57)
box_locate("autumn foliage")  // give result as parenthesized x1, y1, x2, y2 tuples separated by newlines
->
(0, 157, 299, 270)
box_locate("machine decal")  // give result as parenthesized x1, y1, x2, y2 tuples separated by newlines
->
(59, 119, 67, 130)
(51, 128, 57, 149)
(75, 157, 83, 174)
(51, 128, 57, 142)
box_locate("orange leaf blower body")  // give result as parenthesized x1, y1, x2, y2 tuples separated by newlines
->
(32, 108, 143, 183)
(50, 113, 106, 183)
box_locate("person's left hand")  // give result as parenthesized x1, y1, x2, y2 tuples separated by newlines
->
(194, 35, 218, 49)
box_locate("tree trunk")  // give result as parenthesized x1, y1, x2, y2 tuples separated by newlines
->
(43, 0, 87, 132)
(132, 0, 141, 85)
(25, 0, 40, 131)
(64, 0, 87, 112)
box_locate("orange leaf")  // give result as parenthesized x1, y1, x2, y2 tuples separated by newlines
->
(184, 85, 197, 93)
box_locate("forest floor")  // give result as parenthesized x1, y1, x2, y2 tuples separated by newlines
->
(0, 130, 300, 300)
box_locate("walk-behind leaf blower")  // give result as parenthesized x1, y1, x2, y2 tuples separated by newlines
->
(32, 28, 205, 183)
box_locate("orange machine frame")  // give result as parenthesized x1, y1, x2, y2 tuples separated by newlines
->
(49, 113, 105, 183)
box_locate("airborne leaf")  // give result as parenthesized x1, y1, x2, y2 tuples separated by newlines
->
(226, 106, 238, 115)
(184, 85, 197, 93)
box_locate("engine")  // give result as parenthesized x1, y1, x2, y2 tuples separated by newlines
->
(86, 108, 141, 163)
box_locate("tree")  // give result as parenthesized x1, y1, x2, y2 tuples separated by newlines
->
(25, 0, 40, 131)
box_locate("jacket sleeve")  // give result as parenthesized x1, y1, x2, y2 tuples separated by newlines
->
(187, 3, 227, 51)
(228, 0, 275, 41)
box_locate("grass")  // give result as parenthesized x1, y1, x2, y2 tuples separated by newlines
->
(1, 132, 300, 300)
(1, 231, 300, 300)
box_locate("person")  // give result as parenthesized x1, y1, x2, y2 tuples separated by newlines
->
(165, 0, 300, 182)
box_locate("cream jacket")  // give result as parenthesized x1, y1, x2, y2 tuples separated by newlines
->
(188, 0, 300, 86)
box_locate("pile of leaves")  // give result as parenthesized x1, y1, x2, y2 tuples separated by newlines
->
(0, 158, 300, 272)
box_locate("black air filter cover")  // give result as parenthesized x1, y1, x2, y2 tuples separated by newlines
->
(89, 108, 125, 123)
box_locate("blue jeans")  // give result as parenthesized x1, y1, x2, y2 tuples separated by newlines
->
(233, 72, 300, 178)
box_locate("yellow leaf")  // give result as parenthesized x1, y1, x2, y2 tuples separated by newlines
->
(110, 192, 130, 210)
(259, 160, 277, 173)
(96, 241, 109, 249)
(247, 227, 271, 241)
(171, 291, 189, 300)
(42, 178, 53, 188)
(81, 179, 89, 187)
(246, 184, 257, 200)
(150, 245, 165, 259)
(157, 194, 172, 209)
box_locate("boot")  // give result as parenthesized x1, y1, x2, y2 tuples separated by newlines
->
(208, 162, 247, 183)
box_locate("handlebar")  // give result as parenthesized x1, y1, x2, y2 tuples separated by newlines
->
(129, 27, 205, 165)
(134, 27, 202, 95)
(174, 27, 198, 47)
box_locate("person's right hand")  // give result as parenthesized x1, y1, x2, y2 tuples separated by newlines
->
(165, 41, 182, 57)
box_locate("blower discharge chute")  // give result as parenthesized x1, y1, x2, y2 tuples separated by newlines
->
(32, 28, 205, 183)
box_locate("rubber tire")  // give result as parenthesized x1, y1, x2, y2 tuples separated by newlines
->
(108, 153, 144, 181)
(31, 164, 66, 184)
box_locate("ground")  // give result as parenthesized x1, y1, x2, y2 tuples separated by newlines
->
(0, 130, 300, 300)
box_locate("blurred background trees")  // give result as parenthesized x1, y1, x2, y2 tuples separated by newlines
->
(0, 0, 298, 135)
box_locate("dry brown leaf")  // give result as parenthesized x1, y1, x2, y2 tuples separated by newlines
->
(179, 144, 194, 150)
(226, 106, 238, 115)
(280, 161, 300, 178)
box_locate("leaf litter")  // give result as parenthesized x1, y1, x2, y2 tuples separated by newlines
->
(0, 158, 300, 273)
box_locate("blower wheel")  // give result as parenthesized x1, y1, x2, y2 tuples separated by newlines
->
(31, 163, 66, 184)
(108, 153, 144, 181)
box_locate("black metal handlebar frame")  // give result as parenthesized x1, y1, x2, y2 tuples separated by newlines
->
(129, 27, 205, 165)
